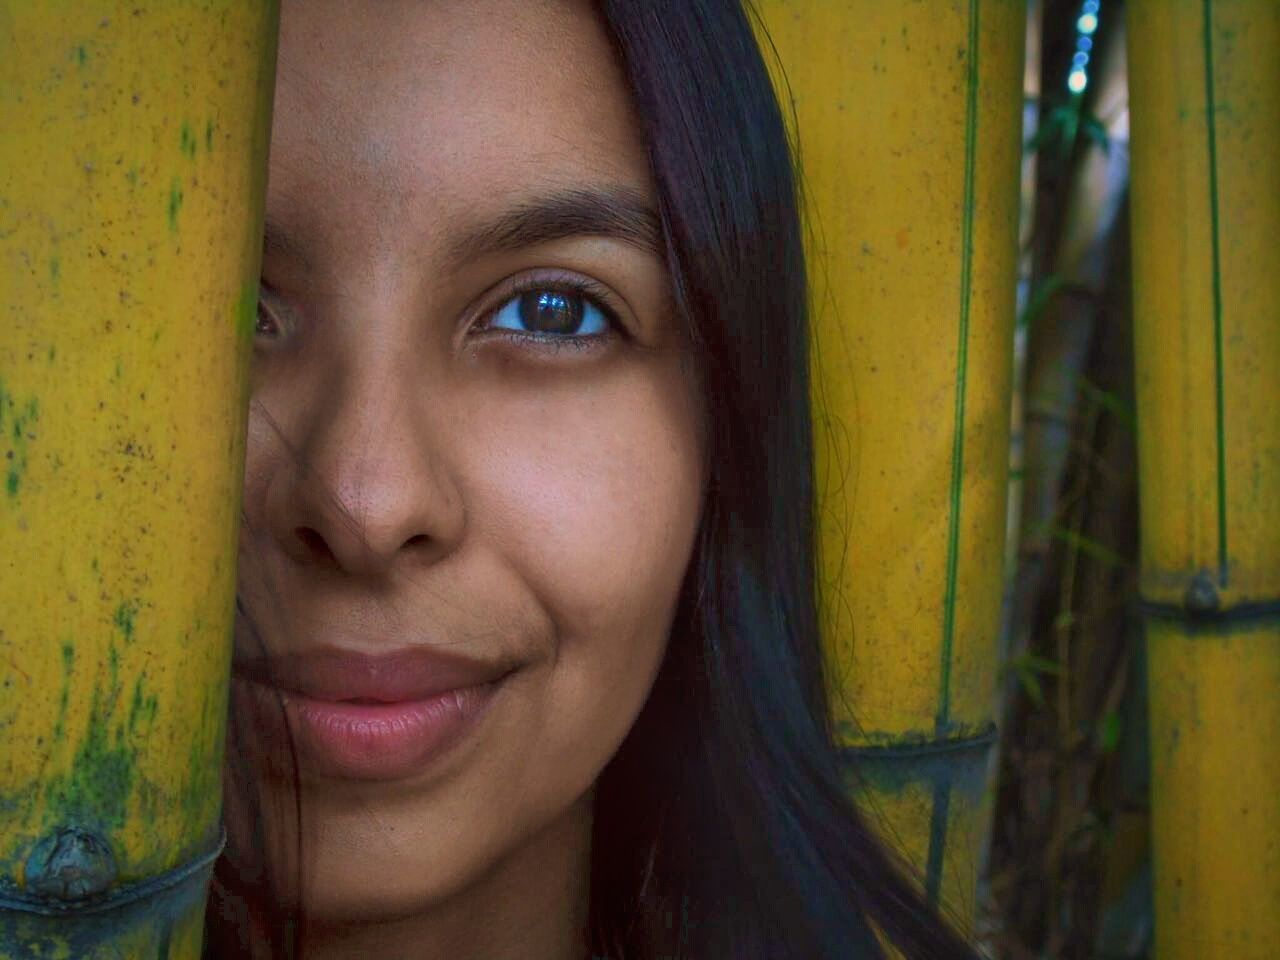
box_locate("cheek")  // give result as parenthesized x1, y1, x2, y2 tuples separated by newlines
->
(236, 407, 285, 579)
(475, 371, 702, 650)
(463, 365, 703, 839)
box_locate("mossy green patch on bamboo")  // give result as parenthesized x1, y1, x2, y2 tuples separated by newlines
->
(126, 674, 159, 735)
(41, 645, 135, 836)
(180, 120, 197, 159)
(112, 599, 139, 644)
(52, 642, 74, 742)
(167, 178, 184, 231)
(178, 683, 224, 847)
(1, 383, 40, 500)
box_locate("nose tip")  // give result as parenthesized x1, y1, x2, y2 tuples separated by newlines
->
(287, 502, 444, 575)
(264, 406, 465, 578)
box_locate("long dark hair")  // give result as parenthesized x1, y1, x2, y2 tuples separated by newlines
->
(207, 2, 980, 957)
(584, 2, 977, 957)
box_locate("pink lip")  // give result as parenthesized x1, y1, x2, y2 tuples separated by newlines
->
(233, 647, 514, 781)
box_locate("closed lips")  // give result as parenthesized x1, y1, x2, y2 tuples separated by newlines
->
(232, 646, 516, 781)
(232, 645, 516, 703)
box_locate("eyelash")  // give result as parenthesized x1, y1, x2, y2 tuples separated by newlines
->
(253, 273, 626, 350)
(253, 293, 292, 351)
(471, 272, 624, 350)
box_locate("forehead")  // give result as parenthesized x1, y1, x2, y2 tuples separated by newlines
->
(270, 0, 650, 261)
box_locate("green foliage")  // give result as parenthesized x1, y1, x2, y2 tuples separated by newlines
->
(1018, 273, 1068, 330)
(1097, 710, 1123, 755)
(1031, 522, 1130, 570)
(1026, 96, 1111, 166)
(1004, 652, 1065, 709)
(1076, 374, 1137, 433)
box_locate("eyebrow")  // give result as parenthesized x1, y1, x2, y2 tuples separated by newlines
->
(447, 185, 664, 268)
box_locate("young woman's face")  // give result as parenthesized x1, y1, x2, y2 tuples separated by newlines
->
(233, 0, 704, 933)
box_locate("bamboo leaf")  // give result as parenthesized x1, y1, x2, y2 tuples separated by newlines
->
(1076, 374, 1137, 433)
(1014, 663, 1046, 709)
(1012, 652, 1067, 677)
(1080, 112, 1111, 154)
(1018, 273, 1067, 330)
(1049, 525, 1127, 569)
(1000, 655, 1059, 709)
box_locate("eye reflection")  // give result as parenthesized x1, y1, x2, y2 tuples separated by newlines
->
(256, 304, 278, 338)
(255, 291, 283, 340)
(491, 289, 610, 337)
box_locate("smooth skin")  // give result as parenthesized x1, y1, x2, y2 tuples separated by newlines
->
(231, 1, 705, 957)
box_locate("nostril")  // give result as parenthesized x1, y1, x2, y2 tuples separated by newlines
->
(294, 527, 335, 563)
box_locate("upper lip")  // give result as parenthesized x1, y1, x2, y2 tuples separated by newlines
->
(233, 646, 515, 703)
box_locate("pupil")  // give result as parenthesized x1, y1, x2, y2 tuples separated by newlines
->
(519, 291, 583, 334)
(255, 303, 276, 337)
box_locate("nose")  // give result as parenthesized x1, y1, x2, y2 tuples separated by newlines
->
(263, 369, 465, 579)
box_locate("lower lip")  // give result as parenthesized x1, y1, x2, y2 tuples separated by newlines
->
(235, 676, 505, 782)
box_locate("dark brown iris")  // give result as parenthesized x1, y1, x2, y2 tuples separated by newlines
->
(518, 291, 583, 334)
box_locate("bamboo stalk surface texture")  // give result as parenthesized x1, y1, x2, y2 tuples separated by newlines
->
(0, 5, 277, 957)
(1127, 2, 1280, 957)
(753, 0, 1025, 925)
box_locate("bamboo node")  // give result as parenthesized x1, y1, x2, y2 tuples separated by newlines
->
(24, 827, 117, 903)
(1183, 571, 1220, 616)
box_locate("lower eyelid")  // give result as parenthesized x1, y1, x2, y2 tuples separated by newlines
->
(481, 329, 616, 358)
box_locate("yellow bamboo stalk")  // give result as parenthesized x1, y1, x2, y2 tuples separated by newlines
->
(0, 5, 277, 957)
(753, 0, 1024, 924)
(1127, 3, 1280, 958)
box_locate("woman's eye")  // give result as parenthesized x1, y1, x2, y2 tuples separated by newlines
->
(255, 296, 283, 340)
(489, 289, 610, 337)
(255, 305, 276, 338)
